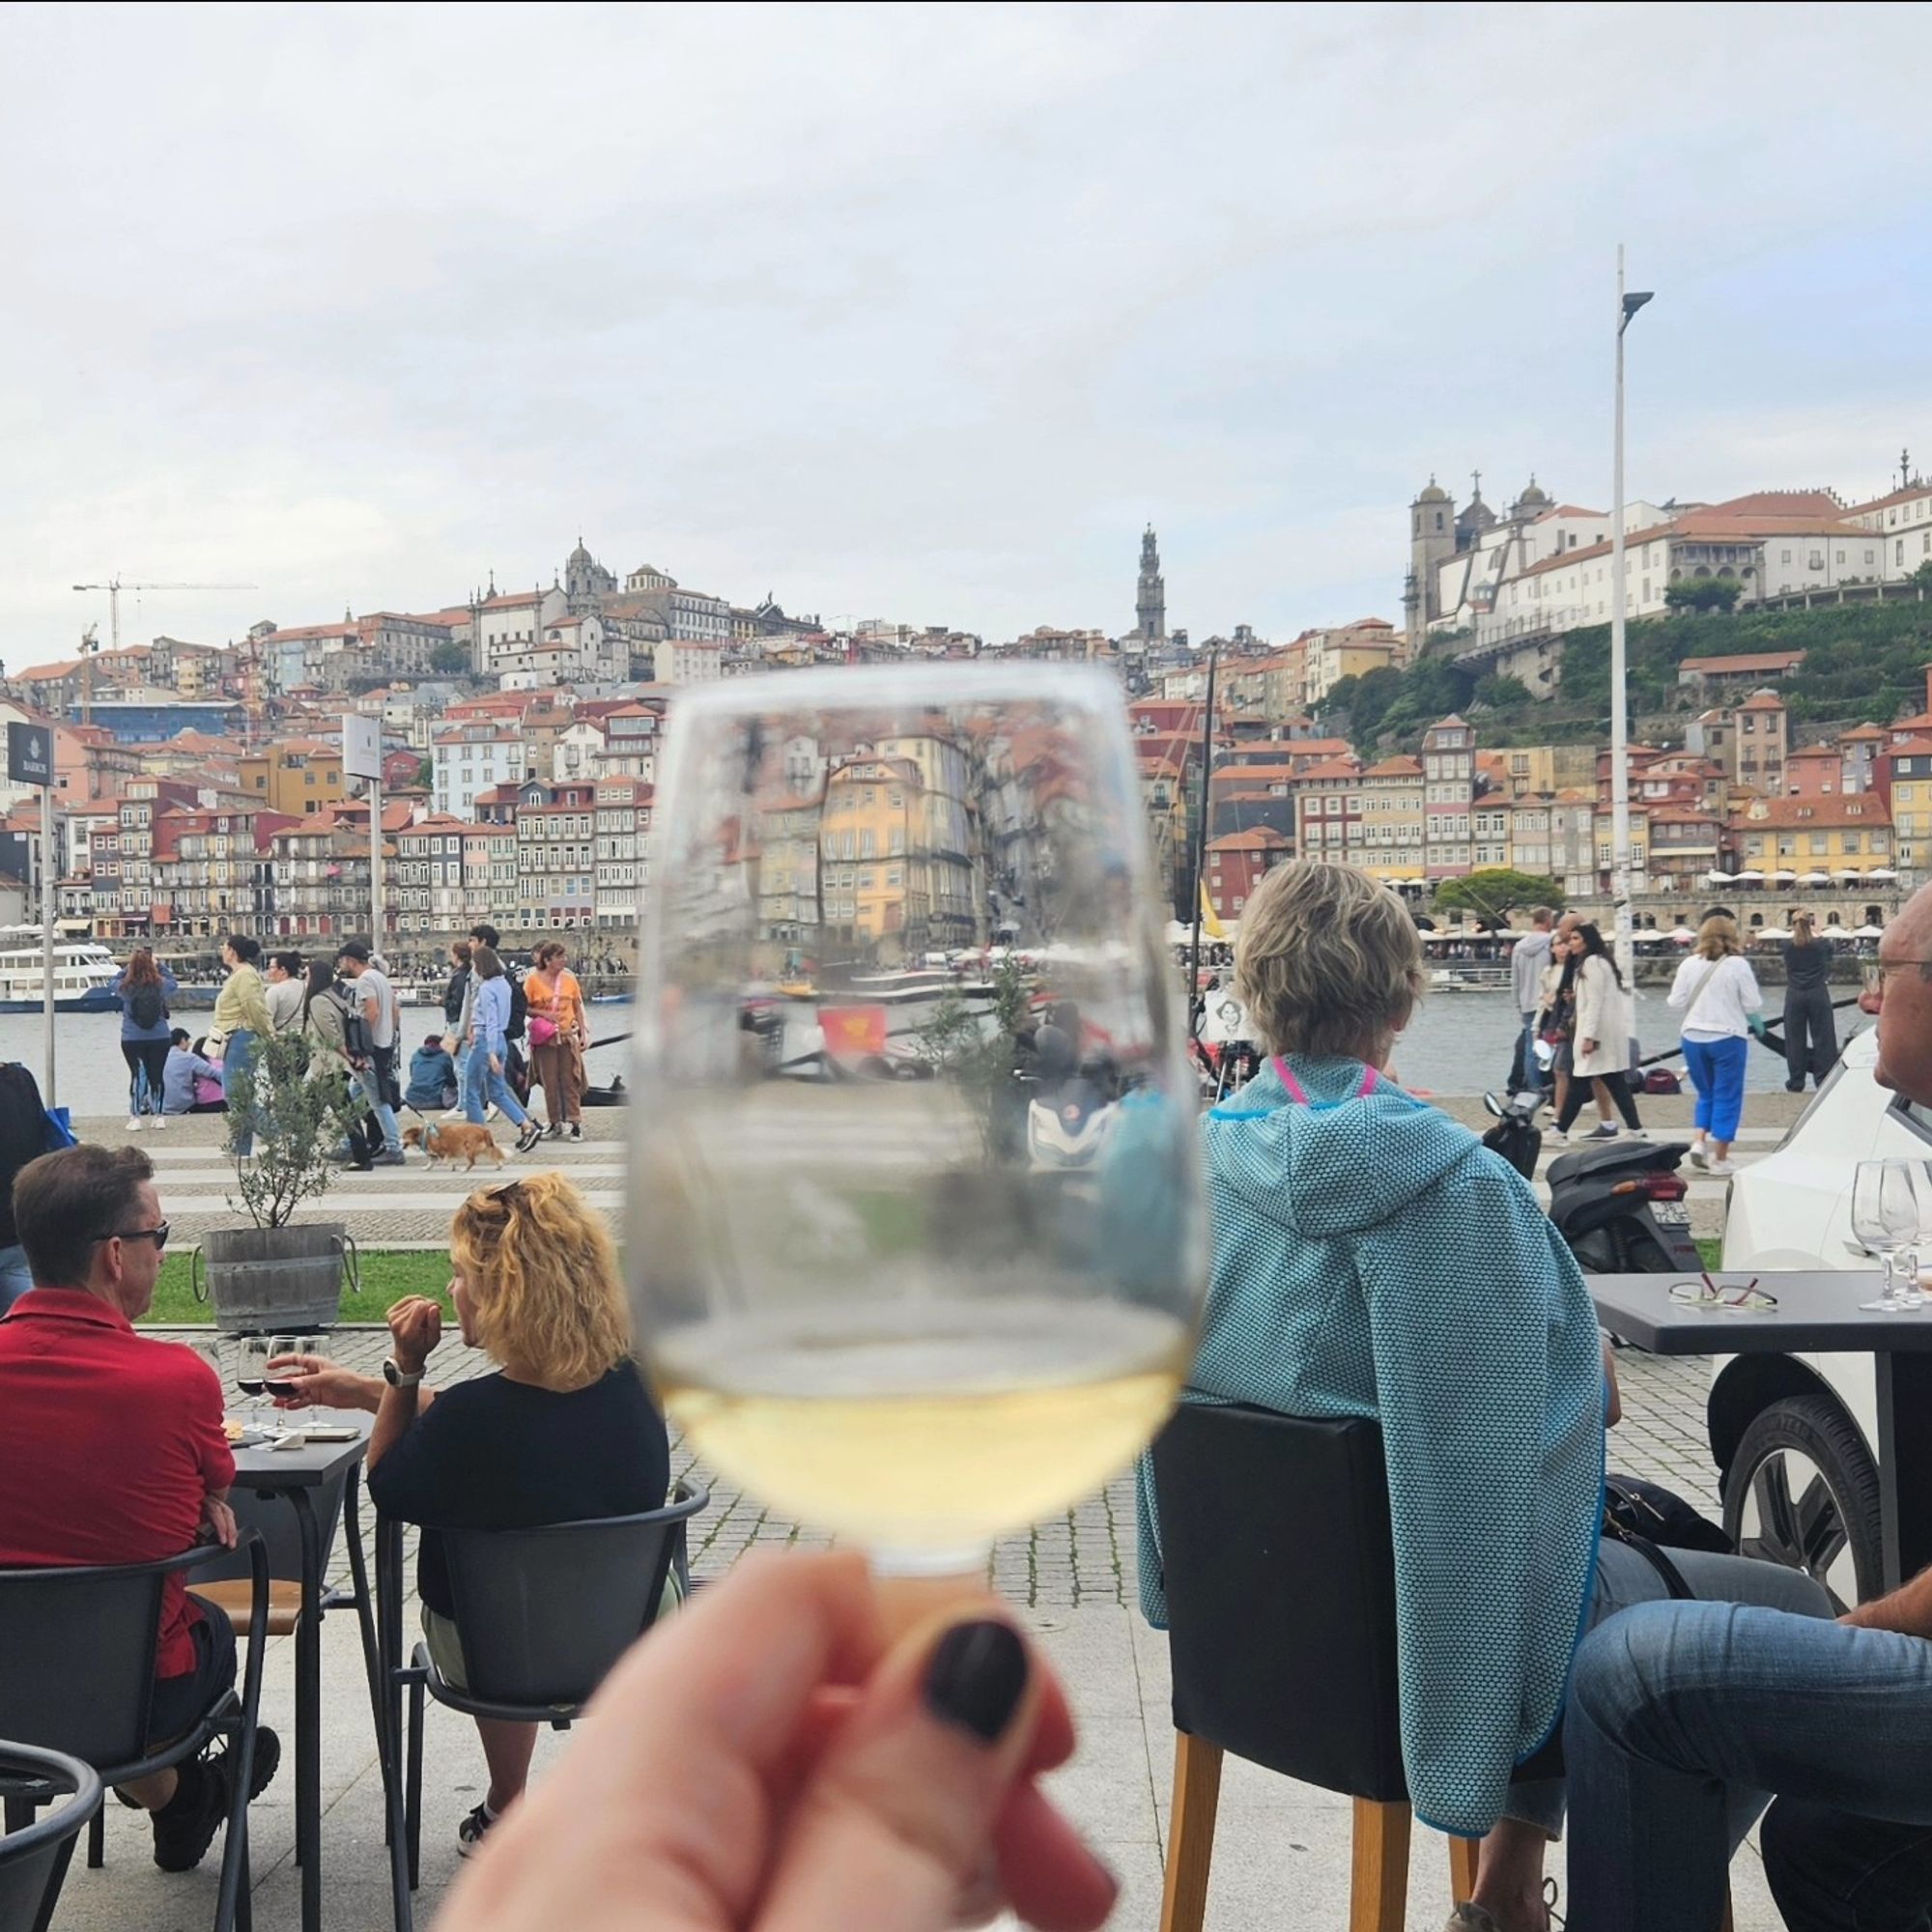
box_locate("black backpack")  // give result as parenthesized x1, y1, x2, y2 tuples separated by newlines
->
(506, 968, 528, 1043)
(332, 983, 374, 1062)
(128, 983, 165, 1032)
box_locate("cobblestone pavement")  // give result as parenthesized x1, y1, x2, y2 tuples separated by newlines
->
(156, 1324, 1725, 1606)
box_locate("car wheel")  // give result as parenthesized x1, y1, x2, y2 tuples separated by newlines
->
(1721, 1393, 1883, 1613)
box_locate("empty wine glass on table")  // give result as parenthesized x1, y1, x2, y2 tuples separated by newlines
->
(1852, 1159, 1919, 1312)
(628, 666, 1207, 1595)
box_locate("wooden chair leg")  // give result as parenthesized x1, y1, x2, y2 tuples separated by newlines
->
(1158, 1730, 1223, 1932)
(1448, 1835, 1480, 1902)
(1350, 1798, 1412, 1932)
(1720, 1891, 1734, 1932)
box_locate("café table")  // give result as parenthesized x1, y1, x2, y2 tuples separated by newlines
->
(1590, 1268, 1932, 1593)
(227, 1419, 389, 1932)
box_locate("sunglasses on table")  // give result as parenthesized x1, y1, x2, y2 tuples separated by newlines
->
(1669, 1273, 1775, 1311)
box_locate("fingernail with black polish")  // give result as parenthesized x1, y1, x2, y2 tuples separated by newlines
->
(923, 1619, 1029, 1744)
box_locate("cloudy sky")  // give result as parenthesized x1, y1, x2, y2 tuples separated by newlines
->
(4, 2, 1930, 668)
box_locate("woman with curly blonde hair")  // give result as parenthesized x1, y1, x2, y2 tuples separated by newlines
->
(270, 1172, 669, 1855)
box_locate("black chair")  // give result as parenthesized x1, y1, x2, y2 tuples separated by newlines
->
(0, 1535, 270, 1932)
(387, 1483, 708, 1930)
(187, 1466, 352, 1638)
(0, 1743, 101, 1932)
(1149, 1406, 1480, 1932)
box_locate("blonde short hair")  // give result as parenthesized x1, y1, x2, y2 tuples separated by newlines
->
(1696, 914, 1742, 960)
(1233, 861, 1425, 1059)
(450, 1172, 631, 1386)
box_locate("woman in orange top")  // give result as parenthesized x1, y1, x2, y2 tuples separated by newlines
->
(524, 941, 588, 1139)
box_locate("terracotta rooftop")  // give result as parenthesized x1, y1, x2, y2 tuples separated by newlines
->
(1207, 827, 1292, 851)
(1679, 651, 1807, 673)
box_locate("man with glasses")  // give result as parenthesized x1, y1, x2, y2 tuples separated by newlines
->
(0, 1144, 281, 1870)
(1564, 882, 1932, 1932)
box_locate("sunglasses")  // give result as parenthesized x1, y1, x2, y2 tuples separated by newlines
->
(1669, 1272, 1774, 1311)
(97, 1222, 170, 1251)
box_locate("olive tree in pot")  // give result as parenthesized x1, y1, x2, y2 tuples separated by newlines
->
(190, 1030, 365, 1334)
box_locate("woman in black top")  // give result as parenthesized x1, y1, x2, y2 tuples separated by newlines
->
(269, 1172, 669, 1856)
(1779, 911, 1837, 1091)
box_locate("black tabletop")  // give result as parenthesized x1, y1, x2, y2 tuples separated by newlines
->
(229, 1415, 370, 1490)
(1590, 1270, 1932, 1355)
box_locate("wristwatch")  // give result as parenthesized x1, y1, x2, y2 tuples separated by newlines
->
(382, 1358, 425, 1389)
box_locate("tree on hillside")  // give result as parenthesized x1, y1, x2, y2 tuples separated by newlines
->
(430, 640, 470, 675)
(1913, 559, 1932, 589)
(1664, 579, 1745, 614)
(1434, 867, 1565, 926)
(1473, 673, 1531, 708)
(1320, 664, 1404, 740)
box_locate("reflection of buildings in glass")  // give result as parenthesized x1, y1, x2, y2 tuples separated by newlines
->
(819, 735, 980, 961)
(754, 792, 821, 946)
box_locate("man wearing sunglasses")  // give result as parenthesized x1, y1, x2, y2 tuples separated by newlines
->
(1564, 881, 1932, 1932)
(0, 1143, 281, 1872)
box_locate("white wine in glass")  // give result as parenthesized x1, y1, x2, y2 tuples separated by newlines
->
(630, 666, 1207, 1574)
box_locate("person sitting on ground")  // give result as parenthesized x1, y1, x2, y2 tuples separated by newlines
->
(264, 950, 306, 1036)
(267, 1172, 669, 1858)
(1563, 879, 1932, 1932)
(406, 1032, 459, 1113)
(0, 1144, 281, 1869)
(162, 1029, 223, 1117)
(185, 1037, 228, 1113)
(1133, 860, 1824, 1932)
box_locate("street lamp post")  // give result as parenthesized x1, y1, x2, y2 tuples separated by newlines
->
(1610, 245, 1654, 992)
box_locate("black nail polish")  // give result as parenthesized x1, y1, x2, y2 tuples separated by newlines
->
(923, 1619, 1029, 1744)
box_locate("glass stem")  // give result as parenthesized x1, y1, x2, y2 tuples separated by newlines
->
(868, 1547, 994, 1640)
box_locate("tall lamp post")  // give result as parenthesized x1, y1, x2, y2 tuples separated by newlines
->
(1609, 245, 1654, 990)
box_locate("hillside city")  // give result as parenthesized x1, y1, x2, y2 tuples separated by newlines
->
(5, 459, 1932, 959)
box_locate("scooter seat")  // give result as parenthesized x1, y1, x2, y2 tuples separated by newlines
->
(1546, 1138, 1691, 1186)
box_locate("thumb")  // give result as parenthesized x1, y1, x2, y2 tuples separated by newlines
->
(758, 1617, 1038, 1932)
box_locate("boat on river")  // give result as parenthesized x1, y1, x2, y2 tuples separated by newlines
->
(0, 927, 121, 1012)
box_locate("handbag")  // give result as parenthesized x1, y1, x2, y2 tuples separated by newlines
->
(1603, 1471, 1733, 1599)
(41, 1105, 76, 1152)
(527, 1013, 559, 1048)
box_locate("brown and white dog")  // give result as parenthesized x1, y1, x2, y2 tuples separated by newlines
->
(402, 1121, 506, 1171)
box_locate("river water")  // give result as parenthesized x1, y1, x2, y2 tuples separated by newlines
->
(0, 987, 1833, 1115)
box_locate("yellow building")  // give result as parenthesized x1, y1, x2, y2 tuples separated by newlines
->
(1349, 755, 1426, 882)
(1736, 794, 1893, 876)
(237, 738, 346, 816)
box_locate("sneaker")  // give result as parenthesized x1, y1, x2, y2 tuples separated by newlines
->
(514, 1122, 544, 1154)
(1443, 1907, 1506, 1932)
(372, 1149, 408, 1167)
(1689, 1146, 1709, 1170)
(456, 1801, 498, 1859)
(568, 1123, 582, 1141)
(152, 1114, 168, 1129)
(486, 1104, 502, 1122)
(1707, 1158, 1738, 1177)
(1583, 1123, 1621, 1141)
(128, 1117, 143, 1131)
(544, 1122, 564, 1140)
(150, 1726, 280, 1873)
(440, 1106, 466, 1120)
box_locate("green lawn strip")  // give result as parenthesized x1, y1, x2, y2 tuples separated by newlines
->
(142, 1249, 455, 1326)
(1695, 1236, 1721, 1270)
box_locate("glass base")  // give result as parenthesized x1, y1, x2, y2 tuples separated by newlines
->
(869, 1544, 993, 1579)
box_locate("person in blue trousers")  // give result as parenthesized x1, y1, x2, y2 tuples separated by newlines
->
(465, 946, 542, 1153)
(109, 946, 181, 1128)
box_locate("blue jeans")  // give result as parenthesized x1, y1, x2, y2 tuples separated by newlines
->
(354, 1059, 402, 1154)
(1520, 1011, 1548, 1092)
(1682, 1032, 1748, 1143)
(452, 1041, 472, 1113)
(1567, 1601, 1932, 1932)
(221, 1029, 258, 1156)
(465, 1052, 529, 1128)
(0, 1243, 31, 1314)
(1503, 1540, 1830, 1835)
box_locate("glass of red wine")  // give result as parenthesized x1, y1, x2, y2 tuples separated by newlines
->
(236, 1334, 273, 1425)
(266, 1333, 317, 1418)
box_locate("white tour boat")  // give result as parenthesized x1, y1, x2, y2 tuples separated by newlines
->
(0, 927, 122, 1012)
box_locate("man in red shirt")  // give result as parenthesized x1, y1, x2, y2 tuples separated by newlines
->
(0, 1143, 280, 1871)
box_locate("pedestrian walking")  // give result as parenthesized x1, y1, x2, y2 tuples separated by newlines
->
(1779, 911, 1837, 1091)
(208, 934, 270, 1158)
(1554, 923, 1644, 1140)
(108, 946, 179, 1128)
(1669, 913, 1765, 1177)
(441, 938, 473, 1114)
(1508, 907, 1555, 1092)
(465, 945, 543, 1152)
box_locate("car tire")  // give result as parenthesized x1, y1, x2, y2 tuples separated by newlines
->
(1721, 1393, 1883, 1613)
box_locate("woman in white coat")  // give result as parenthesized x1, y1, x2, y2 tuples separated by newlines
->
(1554, 923, 1645, 1140)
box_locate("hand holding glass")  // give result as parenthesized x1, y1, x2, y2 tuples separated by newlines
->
(629, 667, 1206, 1577)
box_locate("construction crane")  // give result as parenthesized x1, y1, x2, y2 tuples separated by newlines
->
(71, 577, 259, 726)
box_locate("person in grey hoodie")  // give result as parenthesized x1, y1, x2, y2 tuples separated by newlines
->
(1508, 906, 1555, 1090)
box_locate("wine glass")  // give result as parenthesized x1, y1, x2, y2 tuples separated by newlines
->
(265, 1332, 317, 1419)
(236, 1333, 273, 1423)
(628, 666, 1207, 1586)
(1852, 1160, 1918, 1312)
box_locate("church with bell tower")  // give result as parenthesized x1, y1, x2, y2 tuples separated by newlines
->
(1134, 525, 1166, 646)
(561, 536, 617, 615)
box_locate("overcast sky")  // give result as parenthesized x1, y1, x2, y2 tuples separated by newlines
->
(4, 2, 1930, 668)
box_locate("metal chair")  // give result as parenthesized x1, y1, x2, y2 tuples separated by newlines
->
(0, 1536, 270, 1932)
(386, 1483, 708, 1929)
(1150, 1406, 1482, 1932)
(0, 1743, 101, 1932)
(187, 1466, 351, 1637)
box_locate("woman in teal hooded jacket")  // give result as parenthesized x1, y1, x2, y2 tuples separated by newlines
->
(1136, 862, 1825, 1932)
